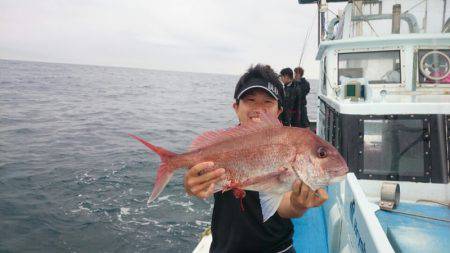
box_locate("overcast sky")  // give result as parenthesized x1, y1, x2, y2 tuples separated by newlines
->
(0, 0, 345, 77)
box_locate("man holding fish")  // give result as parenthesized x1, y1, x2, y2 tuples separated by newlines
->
(130, 64, 348, 252)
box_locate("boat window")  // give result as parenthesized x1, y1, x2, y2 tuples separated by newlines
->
(338, 51, 401, 84)
(362, 119, 427, 177)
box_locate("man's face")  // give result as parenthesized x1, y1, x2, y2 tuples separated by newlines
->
(294, 72, 301, 81)
(280, 75, 291, 85)
(233, 88, 282, 124)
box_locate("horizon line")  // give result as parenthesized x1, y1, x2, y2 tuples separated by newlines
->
(0, 57, 240, 77)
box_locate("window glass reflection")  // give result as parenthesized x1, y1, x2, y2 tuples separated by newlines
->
(339, 51, 401, 84)
(363, 119, 425, 176)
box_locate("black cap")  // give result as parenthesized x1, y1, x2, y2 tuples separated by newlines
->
(234, 78, 284, 103)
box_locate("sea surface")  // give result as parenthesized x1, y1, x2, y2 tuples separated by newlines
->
(0, 59, 318, 252)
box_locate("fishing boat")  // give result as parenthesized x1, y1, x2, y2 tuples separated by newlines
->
(194, 0, 449, 252)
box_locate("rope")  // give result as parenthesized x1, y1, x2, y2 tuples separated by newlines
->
(403, 0, 427, 14)
(327, 8, 339, 18)
(353, 2, 379, 37)
(416, 199, 450, 207)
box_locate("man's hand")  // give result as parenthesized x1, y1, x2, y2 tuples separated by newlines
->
(290, 180, 328, 212)
(278, 180, 328, 218)
(184, 161, 225, 199)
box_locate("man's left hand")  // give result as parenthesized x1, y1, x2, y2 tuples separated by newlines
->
(290, 180, 328, 212)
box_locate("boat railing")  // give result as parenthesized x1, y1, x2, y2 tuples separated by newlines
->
(326, 173, 394, 252)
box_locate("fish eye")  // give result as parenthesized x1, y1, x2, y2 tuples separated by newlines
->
(317, 147, 327, 158)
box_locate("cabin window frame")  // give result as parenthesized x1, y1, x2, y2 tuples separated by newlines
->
(336, 48, 403, 87)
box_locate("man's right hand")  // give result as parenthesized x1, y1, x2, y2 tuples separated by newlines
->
(184, 161, 225, 199)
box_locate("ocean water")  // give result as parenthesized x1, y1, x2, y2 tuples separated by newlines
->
(0, 59, 317, 252)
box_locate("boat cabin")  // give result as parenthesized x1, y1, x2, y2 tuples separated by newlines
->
(296, 1, 450, 252)
(314, 0, 449, 184)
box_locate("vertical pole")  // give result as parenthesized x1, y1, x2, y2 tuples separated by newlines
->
(392, 4, 401, 34)
(317, 1, 321, 47)
(318, 0, 327, 46)
(443, 0, 447, 29)
(423, 0, 428, 32)
(354, 0, 363, 36)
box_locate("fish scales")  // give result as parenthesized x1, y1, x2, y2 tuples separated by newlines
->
(174, 132, 295, 194)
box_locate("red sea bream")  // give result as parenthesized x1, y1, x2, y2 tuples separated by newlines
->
(130, 113, 348, 221)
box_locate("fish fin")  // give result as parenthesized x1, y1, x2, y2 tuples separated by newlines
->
(128, 134, 177, 204)
(189, 112, 282, 151)
(259, 192, 284, 222)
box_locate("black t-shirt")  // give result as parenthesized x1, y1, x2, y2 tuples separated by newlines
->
(210, 190, 293, 253)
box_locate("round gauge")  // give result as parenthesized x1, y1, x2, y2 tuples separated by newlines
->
(419, 50, 450, 81)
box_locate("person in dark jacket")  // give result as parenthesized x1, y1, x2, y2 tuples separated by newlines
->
(279, 68, 309, 128)
(294, 67, 310, 128)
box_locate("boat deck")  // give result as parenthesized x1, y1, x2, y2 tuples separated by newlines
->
(375, 202, 450, 253)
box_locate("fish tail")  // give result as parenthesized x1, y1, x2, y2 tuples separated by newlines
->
(128, 134, 177, 204)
